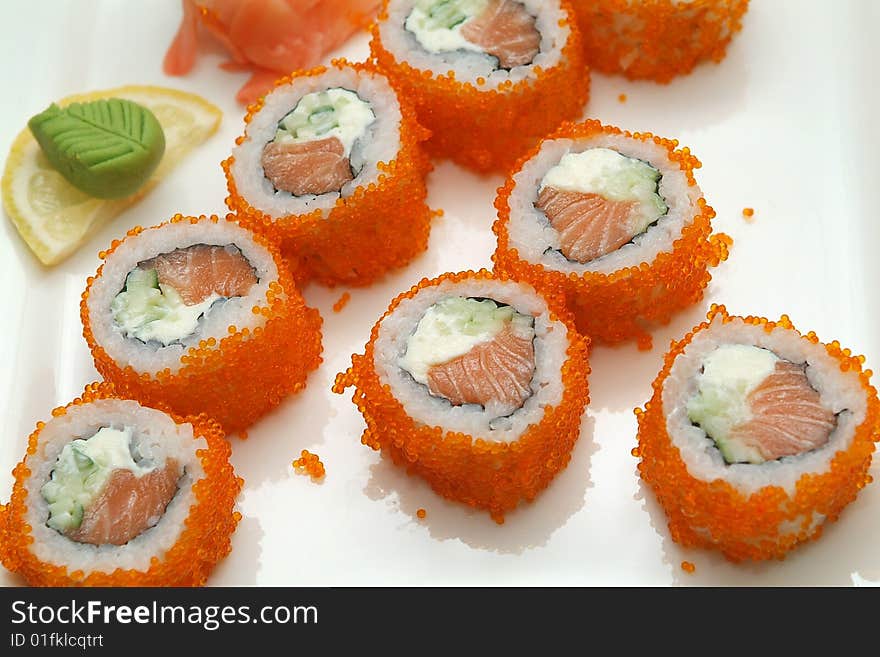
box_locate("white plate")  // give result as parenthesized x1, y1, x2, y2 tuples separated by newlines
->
(2, 0, 879, 587)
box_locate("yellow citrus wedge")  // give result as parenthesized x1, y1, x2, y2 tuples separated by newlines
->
(2, 85, 222, 265)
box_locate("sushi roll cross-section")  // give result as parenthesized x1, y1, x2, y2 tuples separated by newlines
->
(636, 307, 880, 561)
(225, 59, 433, 287)
(335, 270, 591, 522)
(371, 0, 590, 172)
(260, 88, 376, 197)
(398, 296, 537, 415)
(534, 147, 668, 264)
(404, 0, 541, 70)
(686, 344, 837, 465)
(0, 382, 241, 586)
(111, 243, 258, 346)
(82, 214, 323, 435)
(494, 120, 731, 348)
(41, 426, 182, 546)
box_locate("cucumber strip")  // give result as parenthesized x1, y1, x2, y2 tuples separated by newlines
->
(70, 503, 84, 529)
(72, 447, 95, 472)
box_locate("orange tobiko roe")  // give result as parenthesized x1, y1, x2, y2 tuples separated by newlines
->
(292, 450, 326, 480)
(224, 59, 434, 288)
(492, 120, 732, 349)
(570, 0, 749, 82)
(369, 1, 591, 174)
(333, 270, 591, 523)
(0, 382, 242, 586)
(333, 292, 352, 313)
(81, 214, 323, 435)
(635, 306, 880, 562)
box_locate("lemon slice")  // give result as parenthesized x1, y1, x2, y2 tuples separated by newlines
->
(2, 85, 222, 265)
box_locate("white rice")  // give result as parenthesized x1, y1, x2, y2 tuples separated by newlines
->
(85, 218, 279, 376)
(378, 0, 570, 89)
(505, 133, 701, 275)
(374, 277, 573, 443)
(230, 67, 402, 219)
(22, 398, 206, 574)
(661, 314, 867, 496)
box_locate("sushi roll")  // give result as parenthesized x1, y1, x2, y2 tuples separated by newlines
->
(570, 0, 749, 82)
(333, 270, 590, 522)
(223, 59, 433, 287)
(636, 306, 880, 561)
(0, 382, 241, 586)
(493, 120, 731, 348)
(371, 0, 590, 173)
(81, 214, 322, 435)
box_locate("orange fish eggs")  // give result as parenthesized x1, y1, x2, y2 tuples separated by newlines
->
(369, 3, 590, 173)
(81, 214, 323, 435)
(334, 269, 591, 522)
(293, 450, 326, 480)
(636, 306, 880, 561)
(571, 0, 750, 83)
(224, 59, 434, 288)
(493, 120, 731, 349)
(333, 292, 352, 313)
(0, 382, 242, 586)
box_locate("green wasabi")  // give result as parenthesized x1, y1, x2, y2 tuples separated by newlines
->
(28, 98, 165, 199)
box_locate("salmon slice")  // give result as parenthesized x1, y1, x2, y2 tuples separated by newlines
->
(536, 186, 637, 263)
(261, 136, 354, 196)
(145, 244, 258, 305)
(427, 325, 535, 410)
(67, 460, 180, 546)
(729, 361, 837, 461)
(461, 0, 541, 69)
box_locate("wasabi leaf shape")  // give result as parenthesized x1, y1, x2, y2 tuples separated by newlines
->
(28, 98, 165, 199)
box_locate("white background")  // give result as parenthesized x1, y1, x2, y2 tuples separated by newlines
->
(1, 0, 878, 586)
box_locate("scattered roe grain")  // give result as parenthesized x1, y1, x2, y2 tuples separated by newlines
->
(293, 450, 325, 480)
(333, 292, 352, 313)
